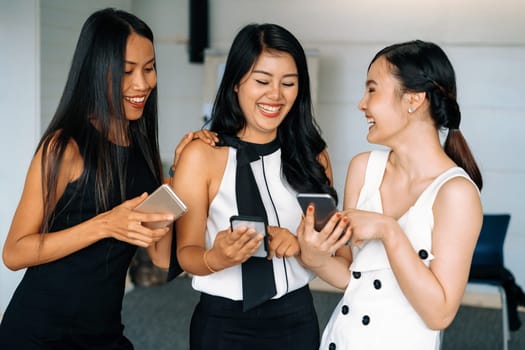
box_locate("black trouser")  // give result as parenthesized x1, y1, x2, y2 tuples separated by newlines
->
(190, 285, 320, 350)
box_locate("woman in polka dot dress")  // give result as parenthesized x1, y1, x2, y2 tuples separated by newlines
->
(298, 40, 483, 350)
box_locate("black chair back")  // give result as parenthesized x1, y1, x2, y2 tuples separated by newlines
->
(471, 214, 511, 268)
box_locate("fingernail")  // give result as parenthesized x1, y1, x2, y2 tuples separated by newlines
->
(308, 206, 313, 212)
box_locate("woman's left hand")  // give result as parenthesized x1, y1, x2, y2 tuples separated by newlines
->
(266, 226, 300, 259)
(298, 206, 350, 268)
(172, 130, 218, 170)
(343, 208, 394, 246)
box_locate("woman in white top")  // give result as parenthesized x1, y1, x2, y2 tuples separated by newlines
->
(298, 40, 483, 350)
(171, 23, 338, 350)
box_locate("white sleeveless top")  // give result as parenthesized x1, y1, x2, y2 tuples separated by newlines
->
(320, 149, 478, 350)
(192, 147, 316, 300)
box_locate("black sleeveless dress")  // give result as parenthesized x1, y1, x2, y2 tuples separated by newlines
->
(0, 135, 158, 349)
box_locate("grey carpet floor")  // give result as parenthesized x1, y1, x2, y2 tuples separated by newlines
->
(122, 275, 525, 350)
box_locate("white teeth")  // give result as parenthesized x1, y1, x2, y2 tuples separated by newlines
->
(367, 119, 375, 125)
(258, 104, 280, 113)
(125, 96, 145, 103)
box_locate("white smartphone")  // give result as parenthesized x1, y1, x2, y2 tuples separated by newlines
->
(297, 193, 337, 231)
(135, 184, 188, 229)
(230, 215, 267, 258)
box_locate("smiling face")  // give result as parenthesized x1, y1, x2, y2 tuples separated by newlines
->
(121, 32, 157, 121)
(358, 56, 411, 146)
(235, 49, 299, 143)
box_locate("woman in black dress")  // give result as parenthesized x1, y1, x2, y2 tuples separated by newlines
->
(0, 8, 175, 349)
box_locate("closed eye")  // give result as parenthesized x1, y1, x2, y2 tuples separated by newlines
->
(365, 79, 377, 93)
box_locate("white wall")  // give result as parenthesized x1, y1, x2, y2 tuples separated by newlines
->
(0, 0, 40, 316)
(2, 0, 524, 312)
(40, 0, 132, 130)
(141, 0, 525, 286)
(131, 0, 206, 167)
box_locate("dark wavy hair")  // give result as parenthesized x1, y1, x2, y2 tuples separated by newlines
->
(371, 40, 482, 190)
(38, 8, 162, 231)
(209, 23, 337, 202)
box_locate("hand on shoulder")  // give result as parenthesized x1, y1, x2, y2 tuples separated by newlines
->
(172, 130, 219, 170)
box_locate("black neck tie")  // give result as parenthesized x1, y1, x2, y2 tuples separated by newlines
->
(219, 134, 278, 311)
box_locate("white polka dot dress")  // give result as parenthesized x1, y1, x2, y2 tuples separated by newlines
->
(320, 150, 472, 350)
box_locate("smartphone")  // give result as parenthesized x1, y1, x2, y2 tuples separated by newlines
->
(135, 184, 188, 229)
(296, 193, 338, 231)
(230, 215, 267, 258)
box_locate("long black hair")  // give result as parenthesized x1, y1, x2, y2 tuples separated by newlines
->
(38, 8, 162, 231)
(371, 40, 482, 190)
(209, 23, 337, 202)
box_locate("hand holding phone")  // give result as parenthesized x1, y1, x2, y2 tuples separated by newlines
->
(230, 215, 267, 258)
(297, 193, 337, 231)
(135, 184, 188, 229)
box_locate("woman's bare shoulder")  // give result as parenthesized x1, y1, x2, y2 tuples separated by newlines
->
(347, 151, 371, 177)
(343, 151, 372, 209)
(175, 139, 230, 182)
(37, 131, 83, 182)
(180, 139, 227, 163)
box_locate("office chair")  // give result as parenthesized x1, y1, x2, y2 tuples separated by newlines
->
(468, 213, 512, 350)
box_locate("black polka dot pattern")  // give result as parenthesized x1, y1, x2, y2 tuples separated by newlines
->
(352, 271, 361, 279)
(418, 249, 429, 260)
(341, 305, 349, 315)
(373, 279, 382, 290)
(362, 315, 370, 325)
(329, 342, 336, 350)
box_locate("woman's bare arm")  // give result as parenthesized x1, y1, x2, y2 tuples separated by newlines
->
(3, 140, 173, 270)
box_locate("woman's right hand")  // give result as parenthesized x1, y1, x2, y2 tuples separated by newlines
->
(206, 225, 264, 270)
(93, 193, 175, 247)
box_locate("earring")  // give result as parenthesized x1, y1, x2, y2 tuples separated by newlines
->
(408, 107, 414, 113)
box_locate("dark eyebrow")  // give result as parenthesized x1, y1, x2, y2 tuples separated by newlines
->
(252, 70, 298, 78)
(365, 79, 377, 86)
(124, 57, 155, 65)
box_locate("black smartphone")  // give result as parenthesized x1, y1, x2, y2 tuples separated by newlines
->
(230, 215, 268, 258)
(296, 193, 338, 231)
(135, 184, 188, 229)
